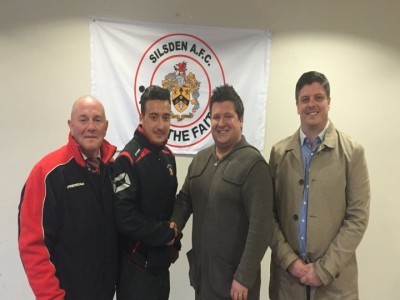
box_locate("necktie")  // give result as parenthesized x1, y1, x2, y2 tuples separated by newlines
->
(86, 157, 100, 174)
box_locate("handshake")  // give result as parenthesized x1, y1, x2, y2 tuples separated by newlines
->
(167, 221, 181, 246)
(167, 221, 182, 264)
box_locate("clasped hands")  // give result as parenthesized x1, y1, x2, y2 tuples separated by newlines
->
(288, 259, 323, 287)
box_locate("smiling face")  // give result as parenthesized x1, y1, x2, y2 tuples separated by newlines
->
(140, 99, 171, 146)
(211, 100, 243, 156)
(68, 96, 108, 158)
(296, 82, 330, 134)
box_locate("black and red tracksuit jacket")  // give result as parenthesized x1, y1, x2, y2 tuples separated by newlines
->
(113, 125, 179, 270)
(18, 133, 118, 300)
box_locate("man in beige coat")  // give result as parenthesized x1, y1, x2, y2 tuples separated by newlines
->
(269, 71, 370, 300)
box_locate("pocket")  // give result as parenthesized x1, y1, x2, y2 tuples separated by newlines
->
(126, 251, 148, 269)
(209, 252, 236, 298)
(186, 249, 198, 290)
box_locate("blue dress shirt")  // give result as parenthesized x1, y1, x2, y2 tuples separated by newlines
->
(298, 122, 329, 262)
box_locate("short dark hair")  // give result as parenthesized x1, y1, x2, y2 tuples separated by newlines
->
(210, 84, 244, 119)
(295, 71, 330, 102)
(140, 85, 171, 114)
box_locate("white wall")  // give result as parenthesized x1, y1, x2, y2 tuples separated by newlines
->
(1, 0, 399, 299)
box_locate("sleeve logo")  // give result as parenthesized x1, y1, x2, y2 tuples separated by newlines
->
(113, 173, 131, 193)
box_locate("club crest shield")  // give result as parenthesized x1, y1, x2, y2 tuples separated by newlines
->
(134, 33, 226, 151)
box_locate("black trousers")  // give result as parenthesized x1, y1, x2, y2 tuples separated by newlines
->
(117, 252, 170, 300)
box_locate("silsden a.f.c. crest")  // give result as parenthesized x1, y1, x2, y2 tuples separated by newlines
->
(162, 61, 200, 121)
(134, 33, 225, 150)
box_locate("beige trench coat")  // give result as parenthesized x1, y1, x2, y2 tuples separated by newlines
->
(269, 122, 370, 300)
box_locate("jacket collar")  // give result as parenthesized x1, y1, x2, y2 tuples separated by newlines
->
(135, 125, 167, 153)
(282, 121, 336, 163)
(320, 121, 336, 150)
(67, 133, 117, 167)
(212, 135, 259, 161)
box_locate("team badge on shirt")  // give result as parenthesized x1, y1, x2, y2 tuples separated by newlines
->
(113, 173, 131, 193)
(167, 164, 174, 176)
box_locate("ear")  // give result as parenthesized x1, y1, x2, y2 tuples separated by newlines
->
(139, 114, 144, 124)
(104, 120, 109, 134)
(239, 116, 244, 129)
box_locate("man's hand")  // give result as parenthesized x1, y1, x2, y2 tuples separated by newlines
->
(230, 279, 248, 300)
(166, 222, 178, 246)
(300, 263, 323, 287)
(288, 259, 310, 279)
(169, 221, 178, 237)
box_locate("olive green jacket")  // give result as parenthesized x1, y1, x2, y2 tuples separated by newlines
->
(172, 137, 274, 300)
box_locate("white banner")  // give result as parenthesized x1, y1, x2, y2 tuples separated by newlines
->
(90, 19, 271, 154)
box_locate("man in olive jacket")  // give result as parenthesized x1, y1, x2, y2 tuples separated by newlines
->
(269, 71, 370, 300)
(171, 84, 274, 300)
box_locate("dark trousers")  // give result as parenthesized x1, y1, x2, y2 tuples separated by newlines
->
(117, 252, 170, 300)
